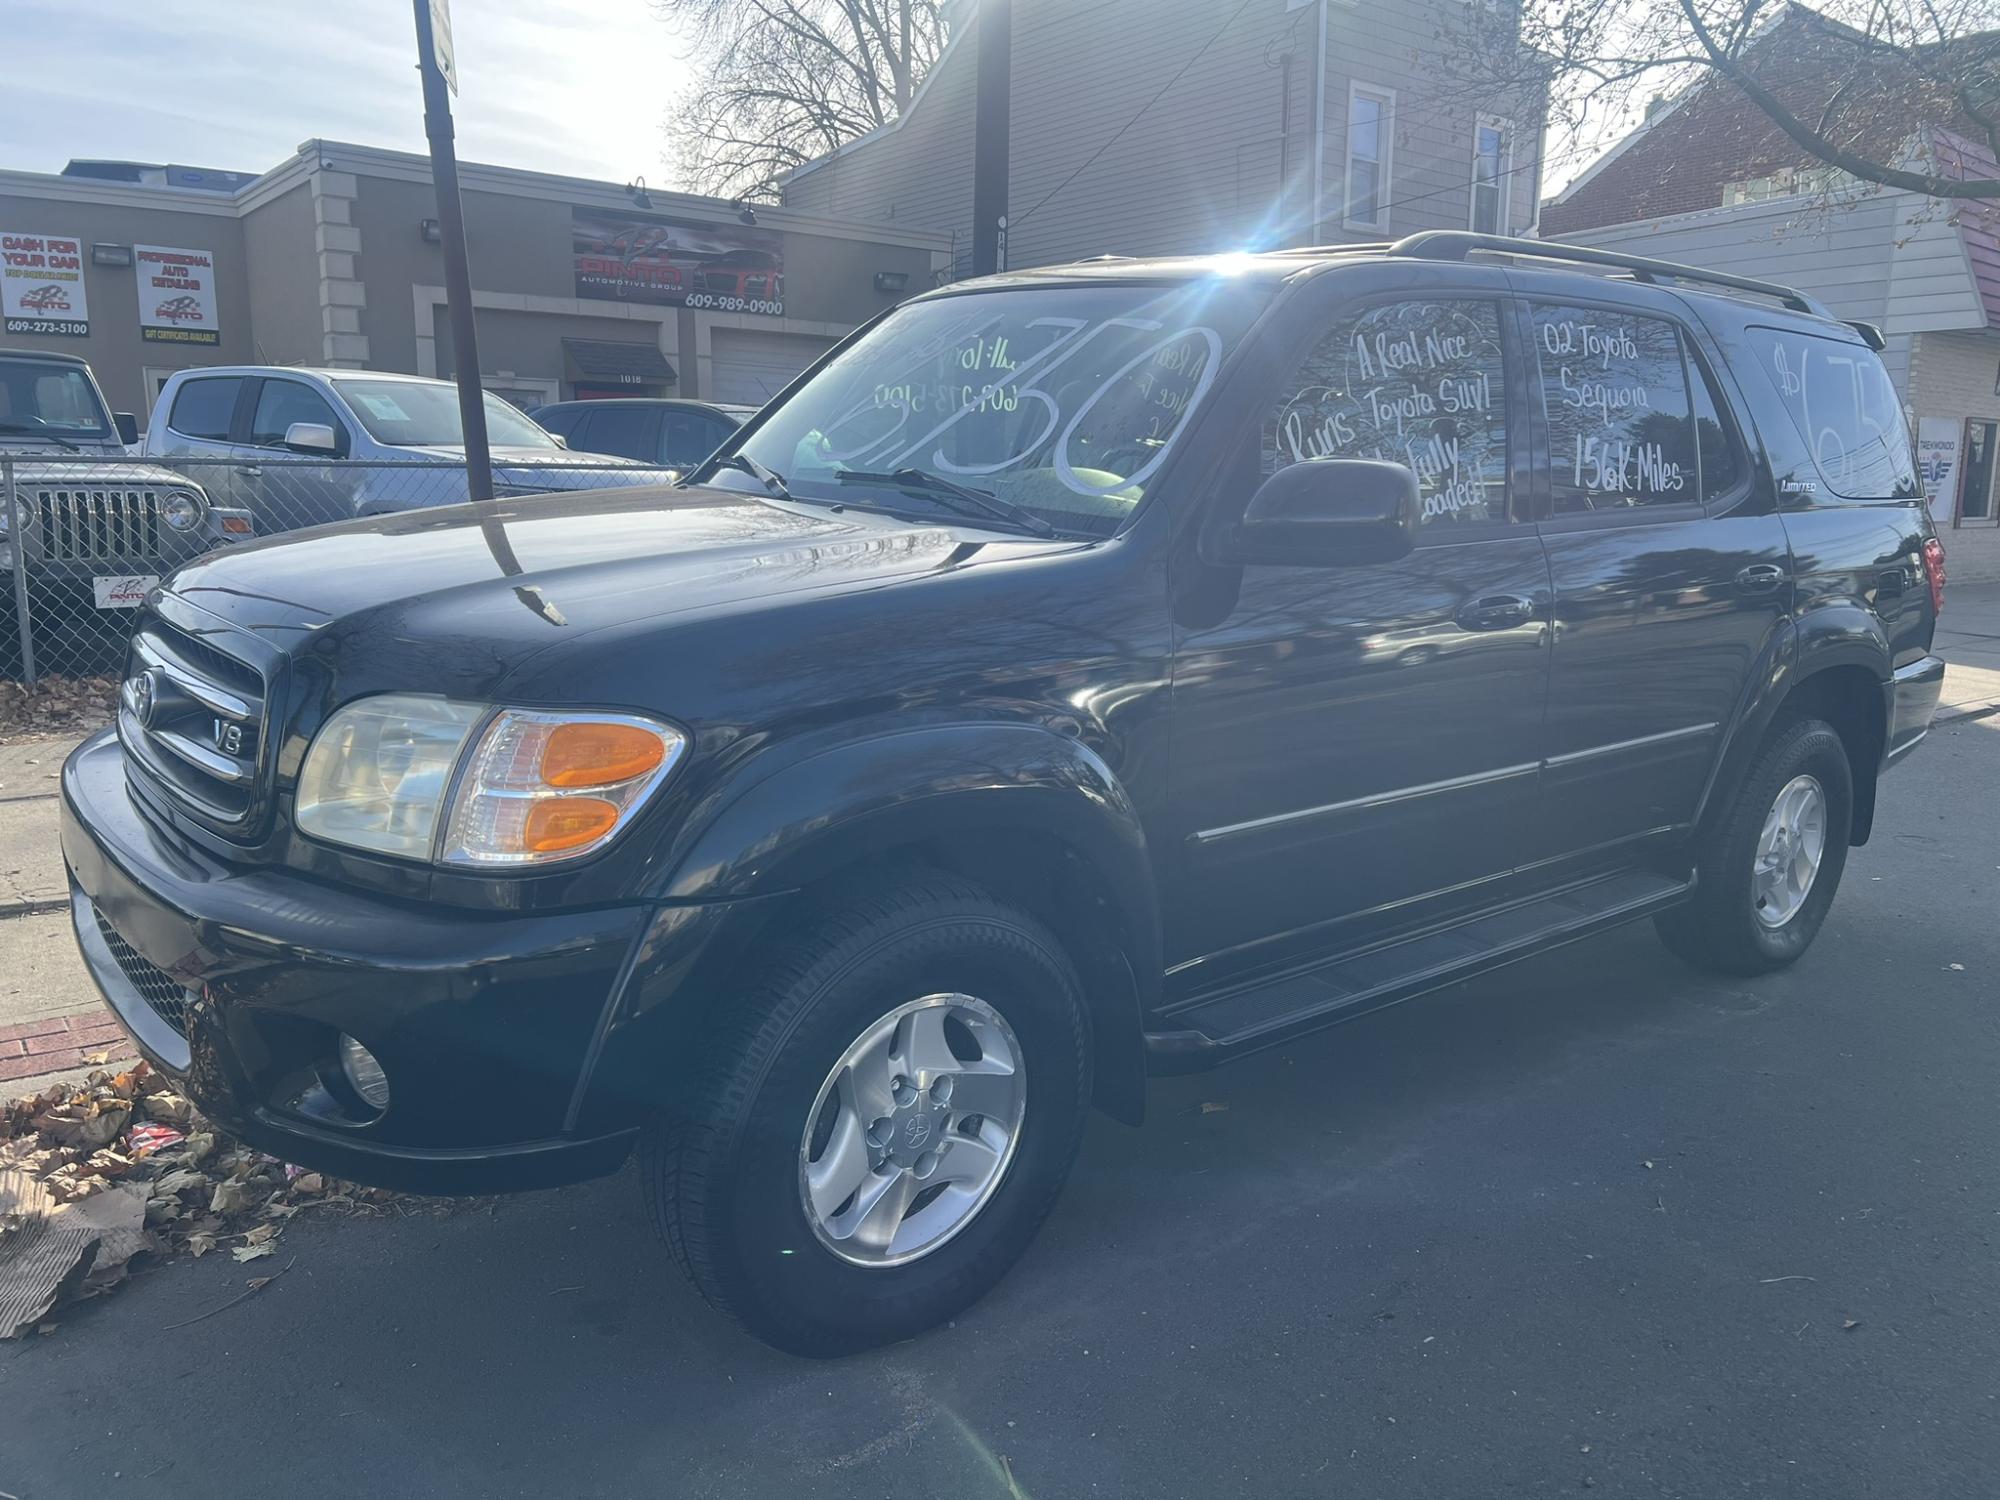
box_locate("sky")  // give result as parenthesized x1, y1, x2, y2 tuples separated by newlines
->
(0, 0, 694, 185)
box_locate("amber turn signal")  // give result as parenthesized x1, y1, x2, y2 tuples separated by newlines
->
(541, 722, 669, 787)
(524, 797, 621, 852)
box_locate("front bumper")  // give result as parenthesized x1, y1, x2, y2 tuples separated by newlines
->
(60, 730, 665, 1194)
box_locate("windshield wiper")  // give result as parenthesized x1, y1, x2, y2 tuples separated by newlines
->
(0, 418, 81, 453)
(835, 468, 1056, 538)
(709, 452, 792, 499)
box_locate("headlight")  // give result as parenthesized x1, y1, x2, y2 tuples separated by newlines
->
(294, 697, 685, 866)
(161, 490, 206, 532)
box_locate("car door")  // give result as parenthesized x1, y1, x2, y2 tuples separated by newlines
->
(155, 374, 249, 512)
(238, 376, 353, 532)
(1525, 292, 1792, 866)
(1168, 284, 1554, 977)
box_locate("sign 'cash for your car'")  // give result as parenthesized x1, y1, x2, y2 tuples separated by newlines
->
(2, 229, 89, 337)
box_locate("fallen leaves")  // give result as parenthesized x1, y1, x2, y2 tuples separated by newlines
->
(2, 1060, 406, 1337)
(0, 675, 119, 745)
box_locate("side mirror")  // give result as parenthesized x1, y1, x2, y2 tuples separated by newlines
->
(113, 412, 139, 446)
(1224, 459, 1419, 567)
(283, 421, 339, 455)
(549, 432, 569, 449)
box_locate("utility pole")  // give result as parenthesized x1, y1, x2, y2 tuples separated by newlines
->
(970, 0, 1012, 277)
(411, 0, 493, 501)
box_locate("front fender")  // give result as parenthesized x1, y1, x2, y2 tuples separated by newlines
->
(656, 722, 1161, 1123)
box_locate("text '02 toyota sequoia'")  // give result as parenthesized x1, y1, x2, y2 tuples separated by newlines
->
(62, 236, 1946, 1355)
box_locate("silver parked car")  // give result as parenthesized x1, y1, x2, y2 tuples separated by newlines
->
(142, 367, 673, 532)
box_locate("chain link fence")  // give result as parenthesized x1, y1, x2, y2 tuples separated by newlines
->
(1, 454, 669, 685)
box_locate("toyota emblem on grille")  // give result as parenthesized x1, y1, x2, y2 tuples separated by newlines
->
(130, 668, 163, 729)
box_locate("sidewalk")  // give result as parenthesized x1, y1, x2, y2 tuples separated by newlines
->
(1934, 581, 2000, 723)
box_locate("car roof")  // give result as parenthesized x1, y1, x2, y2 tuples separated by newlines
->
(0, 347, 90, 367)
(536, 398, 752, 417)
(166, 366, 449, 384)
(916, 232, 1867, 343)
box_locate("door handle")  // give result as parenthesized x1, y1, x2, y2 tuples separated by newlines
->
(239, 465, 262, 478)
(1735, 562, 1788, 593)
(1455, 593, 1536, 631)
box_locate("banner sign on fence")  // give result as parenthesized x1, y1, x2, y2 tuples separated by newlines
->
(572, 209, 784, 317)
(2, 229, 90, 337)
(134, 245, 221, 345)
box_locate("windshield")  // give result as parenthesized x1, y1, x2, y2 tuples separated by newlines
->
(0, 360, 111, 439)
(332, 379, 557, 449)
(724, 281, 1266, 536)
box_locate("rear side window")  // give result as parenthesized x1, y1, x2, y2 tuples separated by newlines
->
(570, 405, 658, 461)
(1530, 305, 1698, 513)
(1265, 298, 1510, 528)
(168, 376, 242, 440)
(1747, 328, 1918, 499)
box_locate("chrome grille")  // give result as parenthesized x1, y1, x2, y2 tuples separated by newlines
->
(95, 909, 193, 1036)
(119, 624, 267, 828)
(33, 486, 164, 560)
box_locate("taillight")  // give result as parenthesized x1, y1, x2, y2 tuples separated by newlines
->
(1923, 536, 1947, 616)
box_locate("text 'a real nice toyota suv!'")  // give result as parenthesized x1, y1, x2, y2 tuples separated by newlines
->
(62, 235, 1947, 1355)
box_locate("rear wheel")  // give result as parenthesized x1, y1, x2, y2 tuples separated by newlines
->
(643, 875, 1091, 1356)
(1656, 716, 1854, 975)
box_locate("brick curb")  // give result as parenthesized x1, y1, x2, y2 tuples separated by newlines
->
(0, 1009, 137, 1083)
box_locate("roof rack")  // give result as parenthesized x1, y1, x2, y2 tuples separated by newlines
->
(1386, 231, 1832, 319)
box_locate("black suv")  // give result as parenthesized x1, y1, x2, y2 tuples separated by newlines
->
(61, 236, 1946, 1355)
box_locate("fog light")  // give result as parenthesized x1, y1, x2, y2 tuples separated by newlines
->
(338, 1034, 390, 1110)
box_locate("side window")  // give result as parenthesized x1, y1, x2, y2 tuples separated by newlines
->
(249, 379, 345, 451)
(1689, 354, 1743, 500)
(1531, 305, 1698, 513)
(1265, 299, 1510, 528)
(1746, 327, 1919, 499)
(536, 407, 581, 440)
(661, 410, 726, 467)
(167, 376, 243, 441)
(569, 405, 657, 461)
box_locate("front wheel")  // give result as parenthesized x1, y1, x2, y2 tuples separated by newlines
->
(1656, 716, 1854, 975)
(644, 876, 1091, 1355)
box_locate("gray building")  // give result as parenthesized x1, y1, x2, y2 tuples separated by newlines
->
(781, 0, 1545, 268)
(0, 141, 950, 418)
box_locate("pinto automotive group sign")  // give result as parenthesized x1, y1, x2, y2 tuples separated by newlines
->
(1, 229, 89, 337)
(135, 245, 221, 345)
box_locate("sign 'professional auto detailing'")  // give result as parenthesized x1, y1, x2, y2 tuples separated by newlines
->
(135, 245, 221, 345)
(572, 209, 785, 317)
(1, 228, 89, 337)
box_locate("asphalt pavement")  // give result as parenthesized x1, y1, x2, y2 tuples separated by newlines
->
(6, 722, 1999, 1498)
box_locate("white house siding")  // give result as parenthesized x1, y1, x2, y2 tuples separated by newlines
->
(782, 0, 1541, 270)
(1908, 331, 2000, 581)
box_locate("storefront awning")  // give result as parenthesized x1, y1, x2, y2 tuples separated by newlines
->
(561, 338, 677, 385)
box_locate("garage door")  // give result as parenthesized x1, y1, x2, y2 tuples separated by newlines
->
(709, 329, 838, 407)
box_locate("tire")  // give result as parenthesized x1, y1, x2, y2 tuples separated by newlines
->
(1656, 715, 1854, 976)
(643, 874, 1091, 1356)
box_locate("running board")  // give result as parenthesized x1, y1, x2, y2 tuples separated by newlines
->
(1145, 869, 1691, 1073)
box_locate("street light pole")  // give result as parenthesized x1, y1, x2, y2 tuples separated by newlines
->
(411, 0, 493, 502)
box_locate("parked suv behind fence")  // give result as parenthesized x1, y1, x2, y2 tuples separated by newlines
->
(0, 348, 250, 679)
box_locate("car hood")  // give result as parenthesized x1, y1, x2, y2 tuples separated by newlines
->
(161, 483, 1062, 698)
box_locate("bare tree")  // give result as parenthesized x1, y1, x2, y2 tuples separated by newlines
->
(660, 0, 949, 200)
(1446, 0, 2000, 200)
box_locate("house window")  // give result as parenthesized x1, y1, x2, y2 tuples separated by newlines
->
(1470, 119, 1510, 234)
(1963, 420, 2000, 524)
(1345, 84, 1394, 232)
